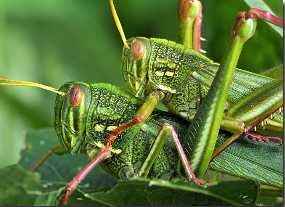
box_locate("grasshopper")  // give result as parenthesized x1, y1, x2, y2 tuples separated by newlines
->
(0, 79, 282, 205)
(0, 1, 282, 205)
(108, 0, 283, 178)
(0, 0, 281, 172)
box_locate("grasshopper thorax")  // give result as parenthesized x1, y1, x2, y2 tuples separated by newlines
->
(54, 82, 91, 154)
(122, 37, 152, 99)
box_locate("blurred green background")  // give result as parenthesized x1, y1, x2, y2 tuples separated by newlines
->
(0, 0, 282, 170)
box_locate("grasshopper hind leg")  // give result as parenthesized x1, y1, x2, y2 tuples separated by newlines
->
(244, 105, 283, 145)
(139, 123, 205, 185)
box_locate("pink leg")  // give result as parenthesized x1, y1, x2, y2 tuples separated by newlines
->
(58, 115, 145, 204)
(244, 133, 282, 145)
(192, 1, 205, 53)
(58, 148, 111, 204)
(105, 114, 145, 147)
(166, 124, 206, 185)
(245, 104, 283, 145)
(247, 8, 283, 28)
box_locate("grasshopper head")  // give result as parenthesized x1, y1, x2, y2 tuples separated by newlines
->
(54, 82, 91, 154)
(122, 37, 151, 99)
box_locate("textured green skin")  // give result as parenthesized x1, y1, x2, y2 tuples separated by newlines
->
(54, 82, 180, 179)
(53, 82, 282, 187)
(122, 37, 283, 126)
(54, 82, 91, 152)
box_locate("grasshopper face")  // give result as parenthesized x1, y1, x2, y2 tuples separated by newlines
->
(121, 37, 151, 99)
(54, 82, 91, 153)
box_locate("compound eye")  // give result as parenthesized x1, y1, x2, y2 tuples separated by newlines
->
(69, 86, 82, 106)
(131, 40, 145, 60)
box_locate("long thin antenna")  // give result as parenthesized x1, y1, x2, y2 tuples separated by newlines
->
(109, 0, 130, 49)
(0, 78, 66, 96)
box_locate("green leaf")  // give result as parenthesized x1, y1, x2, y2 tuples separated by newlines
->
(85, 179, 259, 206)
(0, 164, 42, 206)
(0, 165, 260, 206)
(0, 128, 262, 206)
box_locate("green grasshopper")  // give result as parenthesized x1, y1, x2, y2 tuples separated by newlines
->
(0, 79, 282, 205)
(108, 0, 283, 178)
(0, 0, 281, 172)
(0, 1, 282, 205)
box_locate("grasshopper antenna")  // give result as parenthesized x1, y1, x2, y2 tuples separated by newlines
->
(0, 78, 66, 96)
(109, 0, 130, 49)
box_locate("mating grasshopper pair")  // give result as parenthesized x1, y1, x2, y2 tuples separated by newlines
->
(0, 0, 283, 205)
(56, 0, 283, 203)
(0, 78, 282, 205)
(1, 80, 280, 205)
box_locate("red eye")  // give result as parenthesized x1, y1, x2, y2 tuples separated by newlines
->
(131, 40, 145, 60)
(69, 86, 82, 106)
